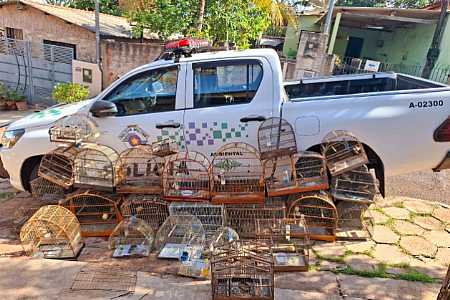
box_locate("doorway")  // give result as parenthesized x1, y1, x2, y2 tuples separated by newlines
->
(345, 37, 364, 58)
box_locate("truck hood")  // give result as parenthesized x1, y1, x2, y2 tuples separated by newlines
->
(6, 99, 96, 131)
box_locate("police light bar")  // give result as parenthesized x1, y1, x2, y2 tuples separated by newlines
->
(164, 38, 211, 52)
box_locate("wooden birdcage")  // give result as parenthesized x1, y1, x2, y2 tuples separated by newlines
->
(108, 217, 154, 258)
(225, 204, 285, 239)
(116, 145, 164, 194)
(38, 146, 78, 189)
(20, 205, 83, 259)
(154, 215, 206, 259)
(287, 193, 337, 242)
(331, 165, 378, 203)
(211, 143, 265, 205)
(49, 114, 99, 144)
(120, 195, 169, 231)
(258, 117, 297, 160)
(74, 144, 123, 191)
(30, 177, 65, 202)
(61, 191, 122, 237)
(335, 201, 373, 241)
(438, 265, 450, 300)
(295, 151, 329, 192)
(321, 130, 368, 176)
(211, 240, 274, 300)
(263, 155, 301, 197)
(152, 138, 178, 157)
(163, 151, 211, 202)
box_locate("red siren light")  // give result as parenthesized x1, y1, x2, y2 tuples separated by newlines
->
(164, 38, 211, 51)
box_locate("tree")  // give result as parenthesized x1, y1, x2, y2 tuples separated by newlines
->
(253, 0, 298, 27)
(68, 0, 123, 16)
(197, 0, 206, 31)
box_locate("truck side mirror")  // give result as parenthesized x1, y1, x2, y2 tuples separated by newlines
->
(90, 100, 117, 118)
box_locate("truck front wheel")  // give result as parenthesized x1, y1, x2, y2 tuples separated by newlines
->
(20, 156, 42, 192)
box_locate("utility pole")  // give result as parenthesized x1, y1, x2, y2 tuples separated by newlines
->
(323, 0, 336, 37)
(95, 0, 101, 68)
(422, 0, 448, 79)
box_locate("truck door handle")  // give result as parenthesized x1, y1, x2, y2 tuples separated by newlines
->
(240, 115, 266, 123)
(156, 122, 181, 129)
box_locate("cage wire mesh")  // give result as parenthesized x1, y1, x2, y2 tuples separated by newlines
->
(287, 192, 337, 242)
(208, 227, 240, 253)
(108, 216, 154, 258)
(30, 177, 65, 202)
(294, 151, 329, 192)
(321, 130, 368, 176)
(258, 117, 297, 160)
(61, 191, 122, 237)
(331, 165, 378, 203)
(437, 265, 450, 300)
(263, 155, 302, 197)
(49, 114, 99, 144)
(116, 145, 164, 194)
(74, 144, 123, 191)
(120, 195, 169, 231)
(163, 151, 211, 201)
(151, 138, 178, 157)
(336, 201, 373, 241)
(38, 146, 78, 189)
(211, 142, 265, 205)
(20, 205, 83, 259)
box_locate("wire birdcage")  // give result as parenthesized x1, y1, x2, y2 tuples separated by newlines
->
(116, 145, 164, 194)
(211, 143, 265, 205)
(321, 130, 368, 176)
(74, 144, 123, 191)
(151, 138, 178, 157)
(209, 227, 240, 251)
(61, 191, 122, 237)
(438, 265, 450, 300)
(225, 204, 286, 239)
(30, 177, 65, 202)
(20, 205, 83, 259)
(294, 151, 329, 192)
(108, 216, 154, 258)
(263, 155, 302, 197)
(38, 146, 78, 189)
(163, 151, 211, 202)
(211, 240, 274, 300)
(154, 215, 206, 259)
(287, 193, 337, 242)
(258, 117, 297, 160)
(49, 114, 99, 144)
(120, 195, 169, 231)
(331, 165, 378, 203)
(336, 201, 373, 241)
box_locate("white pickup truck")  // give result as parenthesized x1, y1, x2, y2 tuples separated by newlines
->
(1, 45, 449, 196)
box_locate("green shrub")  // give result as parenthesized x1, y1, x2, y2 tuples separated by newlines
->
(0, 82, 8, 99)
(7, 90, 26, 102)
(52, 83, 89, 104)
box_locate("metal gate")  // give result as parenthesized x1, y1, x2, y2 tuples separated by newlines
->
(0, 38, 73, 106)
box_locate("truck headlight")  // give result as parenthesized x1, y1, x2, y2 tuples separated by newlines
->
(1, 129, 25, 149)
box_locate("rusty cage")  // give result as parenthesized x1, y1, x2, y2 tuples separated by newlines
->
(120, 195, 169, 231)
(295, 151, 329, 192)
(257, 117, 297, 160)
(38, 146, 78, 189)
(49, 114, 99, 144)
(331, 165, 378, 203)
(336, 201, 373, 241)
(30, 177, 65, 202)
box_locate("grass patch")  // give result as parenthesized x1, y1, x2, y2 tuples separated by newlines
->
(393, 202, 405, 208)
(312, 249, 346, 263)
(0, 192, 15, 202)
(397, 270, 436, 283)
(333, 265, 388, 279)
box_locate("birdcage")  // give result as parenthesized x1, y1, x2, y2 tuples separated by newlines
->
(211, 143, 265, 205)
(263, 155, 301, 197)
(294, 151, 329, 192)
(211, 240, 274, 300)
(225, 204, 286, 239)
(108, 217, 154, 258)
(49, 114, 99, 144)
(258, 117, 297, 160)
(163, 151, 211, 202)
(154, 215, 206, 259)
(38, 146, 78, 189)
(116, 145, 164, 194)
(74, 144, 123, 191)
(61, 191, 122, 237)
(120, 195, 169, 231)
(321, 130, 368, 176)
(30, 177, 65, 202)
(335, 201, 373, 241)
(287, 193, 337, 242)
(20, 205, 83, 259)
(209, 227, 240, 251)
(438, 265, 450, 300)
(331, 165, 378, 203)
(152, 138, 178, 157)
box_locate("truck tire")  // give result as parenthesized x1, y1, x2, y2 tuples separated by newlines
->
(21, 156, 42, 192)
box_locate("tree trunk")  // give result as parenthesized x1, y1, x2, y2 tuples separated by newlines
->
(197, 0, 206, 32)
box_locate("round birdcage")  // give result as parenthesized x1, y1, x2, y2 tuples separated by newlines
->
(162, 151, 211, 202)
(294, 151, 329, 192)
(49, 114, 99, 144)
(30, 177, 65, 202)
(74, 144, 123, 191)
(258, 117, 297, 160)
(288, 192, 337, 242)
(108, 217, 155, 258)
(116, 145, 164, 194)
(211, 142, 265, 204)
(20, 205, 83, 259)
(120, 194, 169, 231)
(61, 191, 122, 237)
(38, 146, 78, 189)
(331, 165, 378, 203)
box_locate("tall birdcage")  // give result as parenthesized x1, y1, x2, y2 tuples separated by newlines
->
(116, 145, 164, 194)
(20, 205, 83, 259)
(258, 117, 297, 160)
(151, 138, 178, 157)
(336, 201, 373, 241)
(49, 114, 99, 144)
(294, 151, 329, 192)
(331, 165, 378, 203)
(74, 144, 123, 191)
(438, 265, 450, 300)
(38, 146, 78, 189)
(287, 193, 337, 242)
(211, 143, 265, 205)
(163, 151, 211, 202)
(30, 177, 65, 202)
(211, 240, 274, 300)
(61, 191, 122, 237)
(321, 130, 368, 176)
(263, 155, 302, 197)
(120, 195, 169, 231)
(108, 217, 155, 258)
